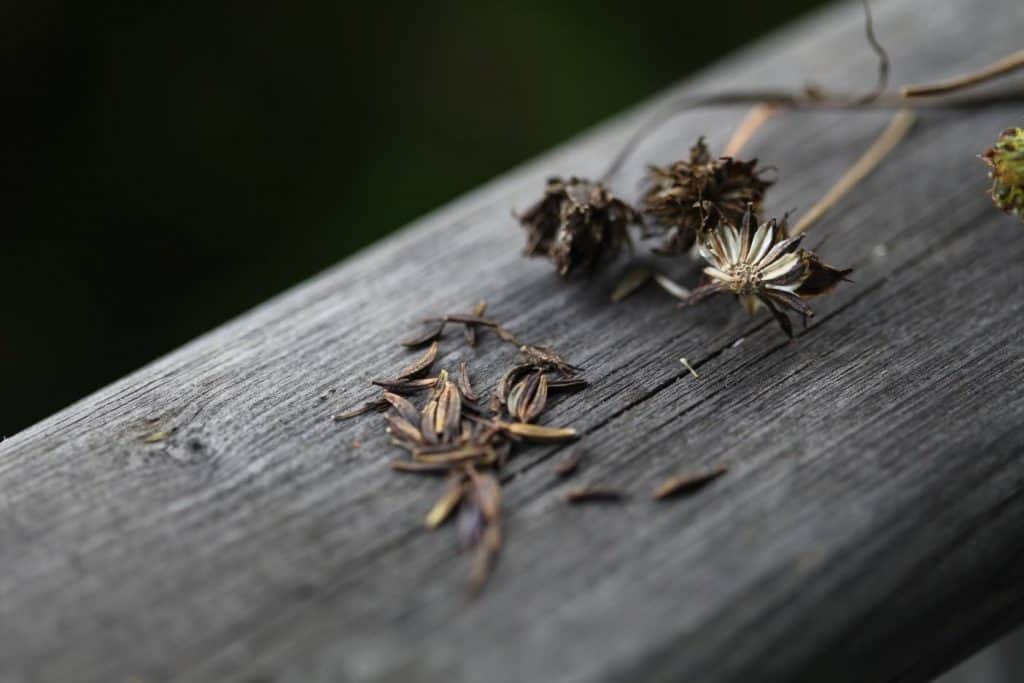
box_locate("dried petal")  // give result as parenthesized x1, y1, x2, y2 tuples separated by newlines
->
(518, 373, 548, 424)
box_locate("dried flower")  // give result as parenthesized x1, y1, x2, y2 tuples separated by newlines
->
(684, 208, 851, 337)
(642, 137, 772, 255)
(517, 176, 638, 275)
(981, 127, 1024, 221)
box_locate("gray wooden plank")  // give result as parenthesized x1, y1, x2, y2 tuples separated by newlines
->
(2, 1, 1024, 682)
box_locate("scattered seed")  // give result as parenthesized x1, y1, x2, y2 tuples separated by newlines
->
(652, 464, 730, 500)
(554, 449, 583, 478)
(653, 273, 692, 300)
(457, 361, 479, 402)
(396, 341, 439, 380)
(564, 486, 625, 503)
(425, 477, 466, 529)
(502, 422, 577, 442)
(401, 320, 446, 348)
(611, 267, 652, 302)
(679, 357, 699, 379)
(382, 392, 420, 424)
(143, 431, 168, 444)
(333, 399, 386, 421)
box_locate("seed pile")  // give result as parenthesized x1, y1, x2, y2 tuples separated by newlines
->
(335, 303, 586, 591)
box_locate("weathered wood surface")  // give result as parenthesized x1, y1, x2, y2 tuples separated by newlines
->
(3, 1, 1024, 681)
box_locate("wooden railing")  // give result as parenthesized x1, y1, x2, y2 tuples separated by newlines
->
(2, 0, 1023, 680)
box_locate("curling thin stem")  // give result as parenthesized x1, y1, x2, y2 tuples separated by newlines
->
(790, 108, 916, 237)
(598, 87, 1022, 184)
(903, 49, 1024, 98)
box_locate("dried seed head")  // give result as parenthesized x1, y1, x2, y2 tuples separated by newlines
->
(517, 176, 639, 275)
(684, 207, 851, 337)
(981, 127, 1024, 221)
(642, 137, 772, 255)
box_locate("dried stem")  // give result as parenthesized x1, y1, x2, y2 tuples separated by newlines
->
(790, 108, 916, 237)
(722, 103, 780, 158)
(903, 49, 1024, 98)
(598, 88, 1021, 184)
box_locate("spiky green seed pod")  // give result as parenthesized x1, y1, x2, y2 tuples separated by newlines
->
(981, 127, 1024, 222)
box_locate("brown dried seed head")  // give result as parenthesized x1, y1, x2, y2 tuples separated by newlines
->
(517, 176, 639, 276)
(642, 137, 772, 255)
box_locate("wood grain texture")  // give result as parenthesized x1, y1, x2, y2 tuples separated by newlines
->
(3, 1, 1024, 681)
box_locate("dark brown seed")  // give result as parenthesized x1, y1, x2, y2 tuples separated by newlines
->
(332, 399, 387, 421)
(437, 381, 462, 442)
(371, 377, 438, 395)
(564, 486, 625, 503)
(497, 364, 535, 406)
(381, 392, 420, 425)
(506, 377, 527, 421)
(401, 320, 446, 348)
(495, 325, 522, 346)
(519, 373, 548, 423)
(652, 464, 730, 500)
(547, 377, 589, 392)
(419, 401, 439, 445)
(468, 468, 501, 522)
(554, 449, 583, 478)
(519, 345, 580, 375)
(457, 361, 479, 402)
(425, 478, 466, 529)
(384, 413, 423, 445)
(441, 314, 500, 327)
(468, 523, 501, 593)
(463, 301, 488, 347)
(396, 341, 439, 380)
(502, 422, 577, 442)
(389, 460, 453, 474)
(413, 444, 492, 464)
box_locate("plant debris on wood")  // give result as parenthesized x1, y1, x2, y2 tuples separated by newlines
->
(336, 302, 586, 592)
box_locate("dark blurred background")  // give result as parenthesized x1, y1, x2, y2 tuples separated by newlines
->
(2, 0, 830, 436)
